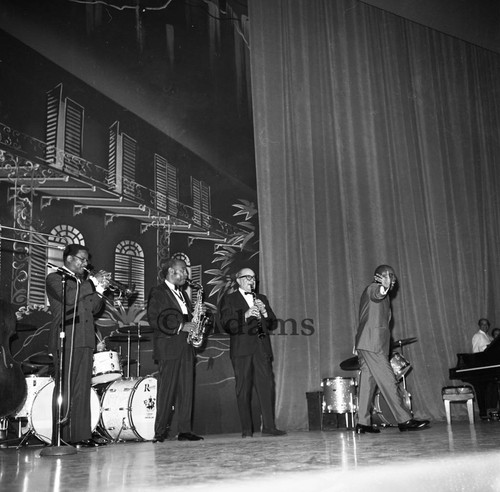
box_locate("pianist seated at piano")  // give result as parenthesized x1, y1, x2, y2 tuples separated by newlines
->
(472, 318, 493, 353)
(450, 318, 500, 420)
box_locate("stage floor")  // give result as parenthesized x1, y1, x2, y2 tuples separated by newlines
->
(1, 420, 500, 491)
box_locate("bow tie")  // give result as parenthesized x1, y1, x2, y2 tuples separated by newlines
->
(244, 292, 253, 296)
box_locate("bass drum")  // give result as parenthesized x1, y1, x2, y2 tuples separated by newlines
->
(29, 381, 100, 444)
(100, 377, 157, 441)
(14, 376, 53, 419)
(372, 388, 412, 427)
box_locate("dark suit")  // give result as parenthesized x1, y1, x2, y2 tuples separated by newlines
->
(46, 272, 104, 443)
(354, 282, 411, 425)
(219, 290, 278, 434)
(147, 283, 195, 437)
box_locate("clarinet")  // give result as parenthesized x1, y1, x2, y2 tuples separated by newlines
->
(251, 290, 266, 339)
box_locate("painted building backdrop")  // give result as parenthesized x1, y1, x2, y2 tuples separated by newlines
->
(0, 13, 258, 435)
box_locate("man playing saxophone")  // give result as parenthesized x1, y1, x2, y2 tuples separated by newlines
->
(146, 256, 205, 442)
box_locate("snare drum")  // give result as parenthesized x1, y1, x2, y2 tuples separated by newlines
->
(390, 352, 411, 380)
(14, 376, 53, 419)
(29, 381, 100, 444)
(92, 350, 122, 385)
(100, 377, 157, 441)
(321, 377, 357, 413)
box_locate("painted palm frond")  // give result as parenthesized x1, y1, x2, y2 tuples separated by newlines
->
(206, 199, 259, 303)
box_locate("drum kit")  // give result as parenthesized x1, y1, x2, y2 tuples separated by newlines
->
(327, 337, 417, 428)
(12, 323, 158, 446)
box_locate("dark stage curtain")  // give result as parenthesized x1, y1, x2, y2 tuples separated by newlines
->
(248, 0, 500, 429)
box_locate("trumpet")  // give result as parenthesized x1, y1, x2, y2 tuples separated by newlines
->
(84, 267, 135, 297)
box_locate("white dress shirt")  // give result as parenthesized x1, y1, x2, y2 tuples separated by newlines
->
(165, 279, 188, 315)
(472, 329, 492, 353)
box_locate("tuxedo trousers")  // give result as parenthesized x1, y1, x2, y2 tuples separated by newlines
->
(155, 350, 194, 437)
(231, 341, 276, 433)
(54, 346, 93, 443)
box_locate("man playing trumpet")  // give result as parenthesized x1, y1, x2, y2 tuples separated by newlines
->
(46, 244, 110, 447)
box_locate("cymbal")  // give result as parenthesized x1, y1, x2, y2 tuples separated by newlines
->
(391, 337, 418, 349)
(108, 334, 150, 343)
(117, 325, 153, 335)
(21, 361, 43, 370)
(340, 356, 360, 371)
(29, 354, 54, 366)
(95, 317, 118, 328)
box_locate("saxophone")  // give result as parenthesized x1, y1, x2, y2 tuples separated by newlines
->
(186, 279, 207, 347)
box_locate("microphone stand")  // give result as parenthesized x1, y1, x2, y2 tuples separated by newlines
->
(40, 269, 77, 456)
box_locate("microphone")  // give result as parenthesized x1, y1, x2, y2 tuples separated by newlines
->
(47, 262, 81, 282)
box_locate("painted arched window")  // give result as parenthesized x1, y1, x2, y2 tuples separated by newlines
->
(114, 240, 145, 307)
(34, 225, 85, 305)
(47, 225, 85, 269)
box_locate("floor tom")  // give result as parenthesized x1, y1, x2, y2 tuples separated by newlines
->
(321, 377, 357, 413)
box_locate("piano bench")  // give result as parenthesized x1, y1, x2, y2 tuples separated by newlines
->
(442, 386, 475, 425)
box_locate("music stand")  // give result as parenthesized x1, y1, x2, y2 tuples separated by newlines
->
(40, 271, 77, 456)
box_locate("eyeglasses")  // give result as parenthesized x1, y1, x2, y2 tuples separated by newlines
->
(73, 255, 89, 264)
(238, 275, 256, 281)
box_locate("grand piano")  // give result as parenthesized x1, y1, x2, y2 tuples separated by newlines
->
(449, 335, 500, 416)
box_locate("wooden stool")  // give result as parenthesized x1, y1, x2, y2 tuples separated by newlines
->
(442, 386, 475, 424)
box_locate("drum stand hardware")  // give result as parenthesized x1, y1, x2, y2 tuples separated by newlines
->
(109, 417, 128, 444)
(108, 323, 152, 378)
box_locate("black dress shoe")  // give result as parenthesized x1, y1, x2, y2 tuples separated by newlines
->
(398, 419, 430, 432)
(152, 432, 168, 443)
(177, 432, 204, 441)
(355, 424, 380, 434)
(261, 428, 287, 437)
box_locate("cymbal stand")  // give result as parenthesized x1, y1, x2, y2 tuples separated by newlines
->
(126, 333, 131, 378)
(136, 323, 143, 378)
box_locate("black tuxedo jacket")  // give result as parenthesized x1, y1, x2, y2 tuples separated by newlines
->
(219, 290, 277, 359)
(46, 272, 104, 354)
(147, 283, 193, 361)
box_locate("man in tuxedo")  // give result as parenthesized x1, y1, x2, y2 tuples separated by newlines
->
(219, 267, 286, 438)
(354, 264, 430, 433)
(147, 257, 203, 442)
(46, 244, 109, 447)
